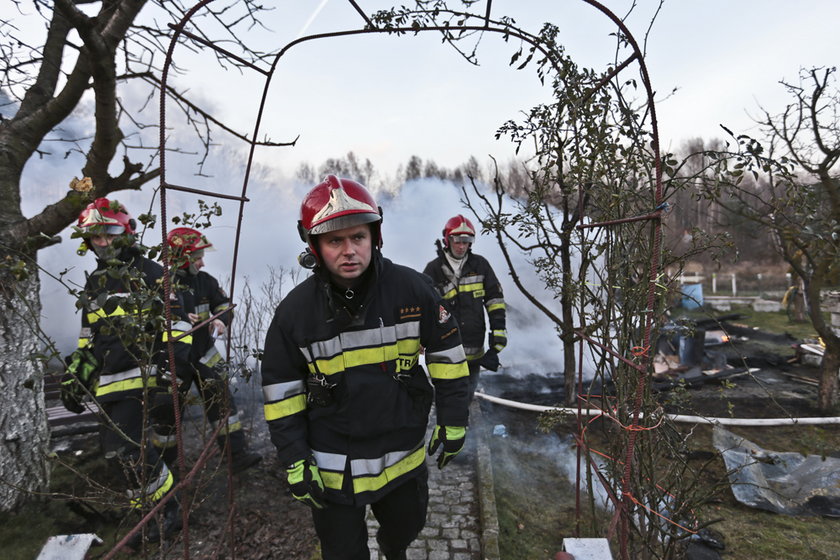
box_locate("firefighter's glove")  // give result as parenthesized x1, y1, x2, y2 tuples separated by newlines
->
(476, 348, 500, 372)
(60, 348, 99, 414)
(490, 329, 507, 353)
(428, 425, 466, 469)
(286, 459, 326, 509)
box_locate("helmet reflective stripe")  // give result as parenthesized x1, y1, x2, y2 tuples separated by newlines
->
(311, 186, 378, 230)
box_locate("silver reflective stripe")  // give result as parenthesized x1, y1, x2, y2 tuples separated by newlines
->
(126, 464, 171, 500)
(263, 381, 305, 402)
(350, 443, 420, 477)
(312, 450, 348, 472)
(395, 321, 420, 339)
(463, 345, 483, 357)
(460, 274, 484, 285)
(485, 297, 504, 307)
(304, 324, 413, 360)
(426, 345, 467, 364)
(171, 320, 192, 332)
(88, 292, 132, 312)
(199, 346, 222, 366)
(98, 366, 156, 386)
(340, 327, 395, 349)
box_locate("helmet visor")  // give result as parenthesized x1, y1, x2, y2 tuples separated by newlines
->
(449, 234, 475, 244)
(309, 212, 381, 236)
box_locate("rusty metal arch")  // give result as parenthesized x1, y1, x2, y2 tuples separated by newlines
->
(144, 2, 667, 559)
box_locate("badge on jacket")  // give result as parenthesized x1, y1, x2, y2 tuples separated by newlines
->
(438, 304, 451, 324)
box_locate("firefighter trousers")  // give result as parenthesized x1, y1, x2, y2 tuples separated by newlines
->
(311, 468, 429, 560)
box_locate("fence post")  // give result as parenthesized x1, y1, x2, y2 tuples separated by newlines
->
(731, 273, 737, 296)
(712, 273, 717, 294)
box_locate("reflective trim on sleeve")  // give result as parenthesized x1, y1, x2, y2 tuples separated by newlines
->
(263, 380, 305, 402)
(95, 366, 157, 396)
(199, 346, 223, 368)
(427, 360, 469, 380)
(486, 298, 506, 312)
(425, 345, 467, 365)
(264, 394, 306, 421)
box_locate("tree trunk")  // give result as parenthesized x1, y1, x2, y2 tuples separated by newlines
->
(817, 344, 840, 413)
(0, 258, 50, 511)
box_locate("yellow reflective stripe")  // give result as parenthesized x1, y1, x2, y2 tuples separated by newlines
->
(487, 302, 506, 312)
(77, 338, 91, 349)
(151, 431, 177, 449)
(459, 282, 483, 293)
(465, 350, 484, 361)
(492, 329, 507, 337)
(264, 394, 306, 421)
(442, 288, 457, 300)
(162, 331, 193, 345)
(321, 470, 344, 491)
(95, 376, 158, 396)
(427, 361, 469, 380)
(130, 469, 175, 508)
(352, 446, 426, 494)
(309, 344, 399, 376)
(87, 305, 130, 324)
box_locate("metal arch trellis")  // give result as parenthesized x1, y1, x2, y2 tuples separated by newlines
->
(142, 1, 667, 559)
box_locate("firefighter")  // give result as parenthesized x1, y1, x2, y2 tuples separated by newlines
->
(422, 214, 507, 400)
(152, 226, 261, 473)
(61, 197, 192, 546)
(261, 175, 470, 560)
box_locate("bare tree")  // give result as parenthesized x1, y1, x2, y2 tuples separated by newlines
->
(709, 66, 840, 411)
(0, 0, 288, 511)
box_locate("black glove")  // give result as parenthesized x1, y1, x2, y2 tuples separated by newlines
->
(286, 459, 326, 509)
(476, 348, 500, 371)
(60, 348, 99, 414)
(427, 425, 466, 469)
(490, 329, 507, 353)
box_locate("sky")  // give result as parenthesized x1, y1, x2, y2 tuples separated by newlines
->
(19, 0, 840, 369)
(155, 0, 840, 177)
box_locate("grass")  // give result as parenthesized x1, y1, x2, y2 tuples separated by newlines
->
(489, 305, 840, 560)
(672, 304, 821, 342)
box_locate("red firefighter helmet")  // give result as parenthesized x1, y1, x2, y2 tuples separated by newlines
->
(76, 197, 135, 236)
(298, 175, 383, 251)
(442, 214, 476, 248)
(167, 227, 213, 269)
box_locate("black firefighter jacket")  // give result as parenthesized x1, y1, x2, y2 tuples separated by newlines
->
(261, 253, 470, 506)
(174, 269, 232, 368)
(422, 250, 506, 361)
(78, 247, 193, 403)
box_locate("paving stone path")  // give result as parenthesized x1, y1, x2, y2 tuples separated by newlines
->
(366, 405, 488, 560)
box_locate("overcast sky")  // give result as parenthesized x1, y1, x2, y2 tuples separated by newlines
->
(23, 1, 840, 360)
(157, 0, 840, 177)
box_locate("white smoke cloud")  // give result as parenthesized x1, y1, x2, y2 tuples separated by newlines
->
(35, 157, 585, 381)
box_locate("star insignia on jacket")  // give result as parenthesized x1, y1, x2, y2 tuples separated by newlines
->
(399, 306, 422, 319)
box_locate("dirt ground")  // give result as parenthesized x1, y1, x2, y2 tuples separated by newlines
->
(7, 322, 836, 559)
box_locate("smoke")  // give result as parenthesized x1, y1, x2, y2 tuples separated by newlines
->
(34, 154, 584, 383)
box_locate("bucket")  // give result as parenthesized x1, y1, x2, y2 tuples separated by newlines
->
(681, 283, 703, 309)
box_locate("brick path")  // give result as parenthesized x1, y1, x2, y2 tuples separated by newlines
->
(366, 402, 498, 560)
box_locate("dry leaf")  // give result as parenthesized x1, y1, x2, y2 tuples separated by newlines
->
(69, 176, 93, 192)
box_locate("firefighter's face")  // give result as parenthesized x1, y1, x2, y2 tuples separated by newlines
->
(450, 238, 470, 258)
(317, 224, 372, 288)
(90, 234, 116, 247)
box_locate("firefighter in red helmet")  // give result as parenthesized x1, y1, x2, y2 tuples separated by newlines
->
(62, 197, 192, 548)
(151, 227, 261, 473)
(261, 175, 470, 560)
(423, 214, 507, 400)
